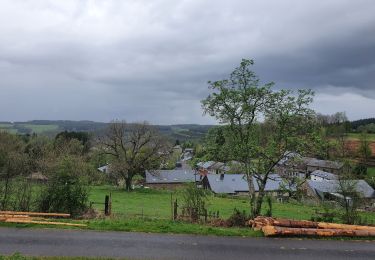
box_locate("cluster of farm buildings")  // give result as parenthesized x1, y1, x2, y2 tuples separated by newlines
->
(99, 146, 375, 208)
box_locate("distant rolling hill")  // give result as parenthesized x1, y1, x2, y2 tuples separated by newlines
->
(0, 120, 214, 141)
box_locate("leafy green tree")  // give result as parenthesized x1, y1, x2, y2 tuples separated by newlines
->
(180, 183, 209, 222)
(204, 126, 230, 162)
(0, 132, 31, 210)
(55, 131, 91, 153)
(202, 59, 315, 217)
(337, 164, 363, 224)
(353, 164, 367, 178)
(358, 131, 372, 164)
(39, 156, 89, 216)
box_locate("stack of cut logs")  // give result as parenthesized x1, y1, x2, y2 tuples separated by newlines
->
(0, 211, 86, 227)
(250, 216, 375, 237)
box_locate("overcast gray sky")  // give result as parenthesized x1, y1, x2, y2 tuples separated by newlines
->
(1, 0, 374, 124)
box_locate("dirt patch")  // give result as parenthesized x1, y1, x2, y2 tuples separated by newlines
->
(345, 140, 375, 156)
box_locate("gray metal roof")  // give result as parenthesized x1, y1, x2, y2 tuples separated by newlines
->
(201, 161, 216, 169)
(196, 162, 204, 167)
(97, 165, 109, 173)
(310, 170, 338, 180)
(145, 169, 197, 184)
(307, 180, 375, 199)
(209, 162, 225, 170)
(305, 158, 343, 169)
(206, 174, 248, 194)
(206, 173, 288, 194)
(253, 174, 290, 192)
(278, 151, 303, 165)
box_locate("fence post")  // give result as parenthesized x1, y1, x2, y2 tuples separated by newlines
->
(204, 209, 207, 222)
(170, 193, 173, 220)
(105, 195, 110, 216)
(173, 199, 178, 220)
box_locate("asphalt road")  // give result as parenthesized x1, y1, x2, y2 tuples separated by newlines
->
(0, 227, 374, 260)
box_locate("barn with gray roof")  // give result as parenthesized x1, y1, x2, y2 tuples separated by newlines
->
(204, 173, 293, 197)
(306, 179, 375, 206)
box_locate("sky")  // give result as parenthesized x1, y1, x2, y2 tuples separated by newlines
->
(0, 0, 374, 124)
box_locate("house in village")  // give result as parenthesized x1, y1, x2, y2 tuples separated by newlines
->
(305, 179, 375, 207)
(196, 161, 234, 175)
(98, 165, 109, 174)
(172, 145, 183, 154)
(310, 170, 337, 181)
(202, 173, 293, 201)
(305, 158, 343, 175)
(181, 148, 194, 161)
(145, 169, 198, 189)
(275, 152, 344, 178)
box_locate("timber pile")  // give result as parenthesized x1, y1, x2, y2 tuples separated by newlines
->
(250, 216, 375, 237)
(0, 211, 86, 227)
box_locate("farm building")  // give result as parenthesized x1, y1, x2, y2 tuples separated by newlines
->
(305, 158, 343, 175)
(305, 179, 375, 207)
(275, 152, 344, 178)
(203, 173, 293, 199)
(97, 165, 109, 173)
(145, 169, 198, 189)
(310, 170, 338, 181)
(197, 161, 237, 175)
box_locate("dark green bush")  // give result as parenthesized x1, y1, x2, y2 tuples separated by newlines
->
(227, 208, 248, 227)
(39, 156, 89, 217)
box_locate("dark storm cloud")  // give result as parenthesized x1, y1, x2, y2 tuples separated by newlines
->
(0, 0, 374, 123)
(255, 24, 375, 93)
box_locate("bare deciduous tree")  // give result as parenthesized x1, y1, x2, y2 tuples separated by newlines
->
(99, 121, 170, 191)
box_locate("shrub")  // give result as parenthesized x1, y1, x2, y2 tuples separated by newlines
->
(227, 208, 248, 227)
(39, 156, 89, 217)
(180, 183, 208, 222)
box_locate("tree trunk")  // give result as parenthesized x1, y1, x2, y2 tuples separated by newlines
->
(1, 173, 11, 210)
(125, 177, 133, 192)
(252, 177, 267, 217)
(245, 162, 255, 217)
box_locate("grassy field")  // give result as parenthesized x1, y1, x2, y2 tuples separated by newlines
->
(346, 133, 375, 141)
(88, 186, 375, 223)
(19, 124, 59, 134)
(0, 123, 59, 134)
(0, 123, 13, 128)
(0, 123, 17, 134)
(368, 167, 375, 178)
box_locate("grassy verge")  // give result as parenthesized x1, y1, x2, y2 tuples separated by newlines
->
(0, 218, 262, 238)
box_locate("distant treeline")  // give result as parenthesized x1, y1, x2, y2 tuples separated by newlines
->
(1, 120, 215, 141)
(350, 118, 375, 130)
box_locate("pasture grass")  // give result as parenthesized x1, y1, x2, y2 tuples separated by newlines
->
(346, 133, 375, 141)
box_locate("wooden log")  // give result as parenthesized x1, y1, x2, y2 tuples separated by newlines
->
(0, 211, 70, 218)
(0, 214, 31, 219)
(262, 225, 375, 237)
(4, 218, 87, 227)
(252, 216, 375, 232)
(251, 216, 318, 229)
(317, 222, 375, 232)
